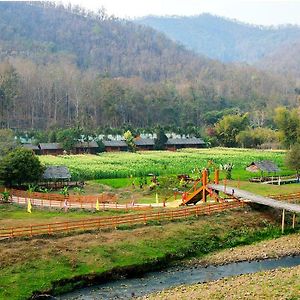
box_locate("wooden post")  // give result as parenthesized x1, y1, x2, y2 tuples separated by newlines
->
(214, 169, 219, 184)
(292, 214, 296, 229)
(281, 209, 285, 233)
(202, 169, 208, 202)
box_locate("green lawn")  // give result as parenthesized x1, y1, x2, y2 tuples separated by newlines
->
(0, 203, 132, 227)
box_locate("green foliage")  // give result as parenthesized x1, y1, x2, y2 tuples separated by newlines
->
(220, 163, 234, 180)
(59, 186, 69, 197)
(274, 106, 299, 148)
(236, 127, 279, 148)
(124, 130, 136, 152)
(154, 128, 168, 150)
(97, 140, 106, 153)
(1, 189, 10, 202)
(0, 62, 19, 128)
(0, 148, 44, 186)
(285, 143, 300, 173)
(0, 129, 17, 157)
(57, 128, 82, 151)
(215, 114, 249, 147)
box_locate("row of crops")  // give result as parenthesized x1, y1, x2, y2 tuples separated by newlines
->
(39, 148, 289, 181)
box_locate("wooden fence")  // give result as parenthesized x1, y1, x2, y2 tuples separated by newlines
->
(270, 192, 300, 202)
(0, 201, 243, 239)
(10, 195, 152, 210)
(9, 189, 117, 203)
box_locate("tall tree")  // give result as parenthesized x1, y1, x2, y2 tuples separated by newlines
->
(215, 114, 249, 147)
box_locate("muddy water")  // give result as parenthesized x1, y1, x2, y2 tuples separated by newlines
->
(59, 255, 300, 300)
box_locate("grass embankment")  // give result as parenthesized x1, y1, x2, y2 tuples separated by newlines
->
(188, 232, 300, 266)
(39, 148, 290, 181)
(141, 266, 300, 300)
(0, 208, 296, 300)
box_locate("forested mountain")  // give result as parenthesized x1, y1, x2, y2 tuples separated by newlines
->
(257, 42, 300, 82)
(0, 2, 297, 131)
(136, 14, 300, 64)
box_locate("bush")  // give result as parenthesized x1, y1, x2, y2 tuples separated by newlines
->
(0, 148, 45, 186)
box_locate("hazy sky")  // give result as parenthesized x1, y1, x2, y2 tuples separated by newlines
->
(56, 0, 300, 25)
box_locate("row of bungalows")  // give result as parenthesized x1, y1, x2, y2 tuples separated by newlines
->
(22, 138, 206, 155)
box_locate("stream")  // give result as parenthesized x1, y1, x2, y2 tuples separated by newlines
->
(59, 255, 300, 300)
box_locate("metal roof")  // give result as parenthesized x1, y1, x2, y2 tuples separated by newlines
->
(39, 143, 62, 150)
(248, 161, 280, 173)
(22, 144, 40, 150)
(134, 138, 155, 146)
(74, 141, 99, 148)
(43, 166, 71, 180)
(103, 140, 128, 147)
(166, 138, 205, 145)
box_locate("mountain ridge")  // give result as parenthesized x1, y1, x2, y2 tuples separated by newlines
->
(135, 14, 300, 64)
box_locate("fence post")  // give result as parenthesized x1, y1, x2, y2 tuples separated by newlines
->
(292, 214, 296, 229)
(281, 209, 285, 234)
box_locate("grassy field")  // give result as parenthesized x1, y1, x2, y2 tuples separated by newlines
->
(1, 207, 295, 300)
(39, 148, 290, 181)
(0, 203, 133, 227)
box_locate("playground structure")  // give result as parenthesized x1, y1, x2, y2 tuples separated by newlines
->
(181, 168, 300, 232)
(181, 169, 222, 205)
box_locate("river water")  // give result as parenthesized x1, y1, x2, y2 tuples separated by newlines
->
(59, 255, 300, 300)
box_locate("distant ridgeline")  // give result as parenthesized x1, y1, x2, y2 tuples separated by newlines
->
(0, 2, 298, 130)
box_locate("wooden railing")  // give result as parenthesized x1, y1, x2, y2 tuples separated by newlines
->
(270, 192, 300, 202)
(0, 201, 243, 239)
(10, 195, 152, 210)
(9, 189, 117, 203)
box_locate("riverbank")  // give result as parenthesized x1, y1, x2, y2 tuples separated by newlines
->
(141, 265, 300, 300)
(139, 232, 300, 300)
(186, 231, 300, 267)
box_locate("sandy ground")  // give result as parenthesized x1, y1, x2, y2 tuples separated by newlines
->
(140, 266, 300, 300)
(139, 233, 300, 300)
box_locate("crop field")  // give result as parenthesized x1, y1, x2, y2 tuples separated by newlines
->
(39, 148, 290, 181)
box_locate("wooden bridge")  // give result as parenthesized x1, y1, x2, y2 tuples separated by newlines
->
(181, 169, 300, 232)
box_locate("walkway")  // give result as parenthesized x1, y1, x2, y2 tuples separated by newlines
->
(208, 184, 300, 214)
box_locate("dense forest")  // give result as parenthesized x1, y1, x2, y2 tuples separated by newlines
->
(0, 2, 298, 131)
(136, 14, 300, 64)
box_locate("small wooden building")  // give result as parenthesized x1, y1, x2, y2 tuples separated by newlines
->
(39, 143, 63, 155)
(246, 161, 280, 173)
(42, 165, 71, 187)
(166, 138, 206, 151)
(22, 143, 41, 155)
(74, 141, 99, 154)
(103, 140, 128, 152)
(134, 138, 155, 151)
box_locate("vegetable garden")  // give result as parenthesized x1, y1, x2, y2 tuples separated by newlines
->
(39, 148, 289, 181)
